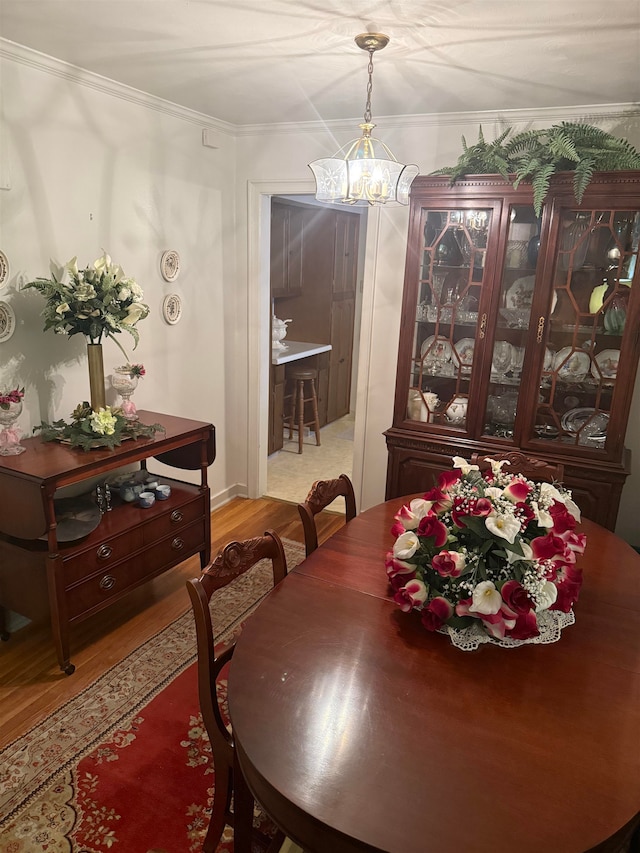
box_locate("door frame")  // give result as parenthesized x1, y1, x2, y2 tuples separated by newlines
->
(246, 179, 376, 502)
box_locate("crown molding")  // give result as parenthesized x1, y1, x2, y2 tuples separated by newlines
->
(0, 38, 235, 136)
(2, 38, 638, 140)
(235, 102, 640, 137)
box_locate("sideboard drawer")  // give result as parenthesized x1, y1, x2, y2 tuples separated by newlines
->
(142, 495, 206, 544)
(63, 529, 145, 586)
(143, 518, 206, 573)
(65, 520, 205, 620)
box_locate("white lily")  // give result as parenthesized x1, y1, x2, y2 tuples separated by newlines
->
(452, 456, 479, 475)
(393, 530, 420, 560)
(486, 457, 511, 475)
(471, 581, 502, 615)
(485, 512, 521, 544)
(535, 580, 558, 612)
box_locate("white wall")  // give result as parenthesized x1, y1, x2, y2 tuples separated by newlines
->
(0, 45, 239, 502)
(2, 42, 640, 545)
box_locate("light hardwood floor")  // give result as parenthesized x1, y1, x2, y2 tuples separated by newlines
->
(0, 497, 345, 749)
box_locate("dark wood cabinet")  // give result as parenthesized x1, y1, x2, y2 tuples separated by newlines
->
(270, 201, 304, 298)
(328, 297, 355, 422)
(0, 411, 215, 673)
(385, 171, 640, 529)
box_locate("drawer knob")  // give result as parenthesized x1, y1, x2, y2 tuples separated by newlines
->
(97, 544, 113, 560)
(99, 574, 116, 591)
(170, 510, 184, 524)
(171, 537, 184, 551)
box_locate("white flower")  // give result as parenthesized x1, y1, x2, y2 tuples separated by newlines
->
(471, 581, 502, 615)
(452, 456, 479, 475)
(535, 581, 558, 612)
(485, 512, 521, 544)
(94, 252, 112, 273)
(485, 486, 504, 502)
(55, 302, 70, 315)
(486, 457, 511, 475)
(65, 256, 79, 278)
(393, 530, 419, 560)
(531, 500, 553, 528)
(118, 286, 131, 302)
(396, 498, 432, 530)
(122, 302, 148, 325)
(506, 541, 534, 564)
(88, 407, 117, 436)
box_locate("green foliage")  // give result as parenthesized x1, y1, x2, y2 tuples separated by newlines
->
(34, 401, 164, 451)
(432, 122, 640, 215)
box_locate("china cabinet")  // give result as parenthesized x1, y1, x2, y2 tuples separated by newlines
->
(0, 411, 215, 673)
(385, 172, 640, 529)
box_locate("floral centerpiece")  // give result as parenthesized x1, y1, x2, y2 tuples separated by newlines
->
(25, 252, 149, 410)
(34, 402, 164, 452)
(386, 456, 586, 649)
(25, 253, 149, 357)
(0, 386, 26, 455)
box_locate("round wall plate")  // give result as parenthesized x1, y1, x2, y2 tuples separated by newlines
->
(0, 301, 16, 342)
(0, 250, 9, 289)
(160, 250, 180, 282)
(162, 293, 182, 325)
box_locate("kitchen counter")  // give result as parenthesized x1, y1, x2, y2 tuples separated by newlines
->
(271, 340, 332, 366)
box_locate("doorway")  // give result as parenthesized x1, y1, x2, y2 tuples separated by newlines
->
(251, 187, 367, 503)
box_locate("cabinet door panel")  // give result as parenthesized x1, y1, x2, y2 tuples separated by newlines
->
(405, 204, 500, 436)
(328, 298, 355, 422)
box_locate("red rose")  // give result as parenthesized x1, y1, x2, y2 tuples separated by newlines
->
(451, 496, 492, 528)
(549, 500, 576, 533)
(420, 597, 453, 631)
(416, 514, 448, 547)
(506, 610, 540, 640)
(531, 532, 566, 560)
(438, 469, 462, 490)
(501, 580, 533, 615)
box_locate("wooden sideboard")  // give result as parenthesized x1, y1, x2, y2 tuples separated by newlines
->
(0, 411, 215, 674)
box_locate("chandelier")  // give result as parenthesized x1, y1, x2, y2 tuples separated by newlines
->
(309, 33, 419, 207)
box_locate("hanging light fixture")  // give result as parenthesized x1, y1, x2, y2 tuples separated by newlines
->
(309, 33, 419, 207)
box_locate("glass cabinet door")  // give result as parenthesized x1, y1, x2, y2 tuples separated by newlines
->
(482, 204, 541, 439)
(530, 206, 640, 453)
(408, 207, 492, 430)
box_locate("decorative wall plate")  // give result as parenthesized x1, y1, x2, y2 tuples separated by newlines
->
(162, 293, 182, 325)
(0, 300, 16, 342)
(0, 250, 8, 289)
(160, 250, 180, 282)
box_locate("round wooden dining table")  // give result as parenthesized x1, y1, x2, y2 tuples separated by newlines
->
(228, 497, 640, 853)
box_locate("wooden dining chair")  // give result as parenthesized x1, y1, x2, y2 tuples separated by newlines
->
(470, 450, 564, 483)
(186, 531, 287, 853)
(298, 473, 357, 556)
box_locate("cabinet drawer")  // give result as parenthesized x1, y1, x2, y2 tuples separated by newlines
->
(142, 495, 205, 544)
(63, 529, 144, 586)
(66, 520, 205, 620)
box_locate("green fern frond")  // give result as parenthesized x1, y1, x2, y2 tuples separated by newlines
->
(532, 164, 555, 216)
(477, 125, 485, 145)
(461, 135, 469, 153)
(548, 130, 580, 163)
(573, 157, 595, 203)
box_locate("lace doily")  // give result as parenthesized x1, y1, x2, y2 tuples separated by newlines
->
(438, 609, 576, 651)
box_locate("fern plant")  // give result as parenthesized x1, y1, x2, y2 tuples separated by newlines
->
(432, 122, 640, 215)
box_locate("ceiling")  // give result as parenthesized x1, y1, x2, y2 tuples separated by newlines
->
(2, 0, 639, 127)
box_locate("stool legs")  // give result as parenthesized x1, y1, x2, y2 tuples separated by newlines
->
(288, 375, 321, 454)
(297, 378, 304, 454)
(310, 379, 321, 447)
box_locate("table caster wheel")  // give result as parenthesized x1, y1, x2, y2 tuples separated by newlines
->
(63, 663, 76, 675)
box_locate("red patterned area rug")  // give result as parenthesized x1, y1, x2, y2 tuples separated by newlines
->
(0, 539, 305, 853)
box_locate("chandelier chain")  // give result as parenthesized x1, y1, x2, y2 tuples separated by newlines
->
(363, 49, 375, 124)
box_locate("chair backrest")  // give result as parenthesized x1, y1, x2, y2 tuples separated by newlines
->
(470, 451, 564, 483)
(185, 530, 287, 851)
(297, 473, 357, 556)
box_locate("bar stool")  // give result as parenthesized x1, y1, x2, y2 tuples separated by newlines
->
(286, 367, 321, 454)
